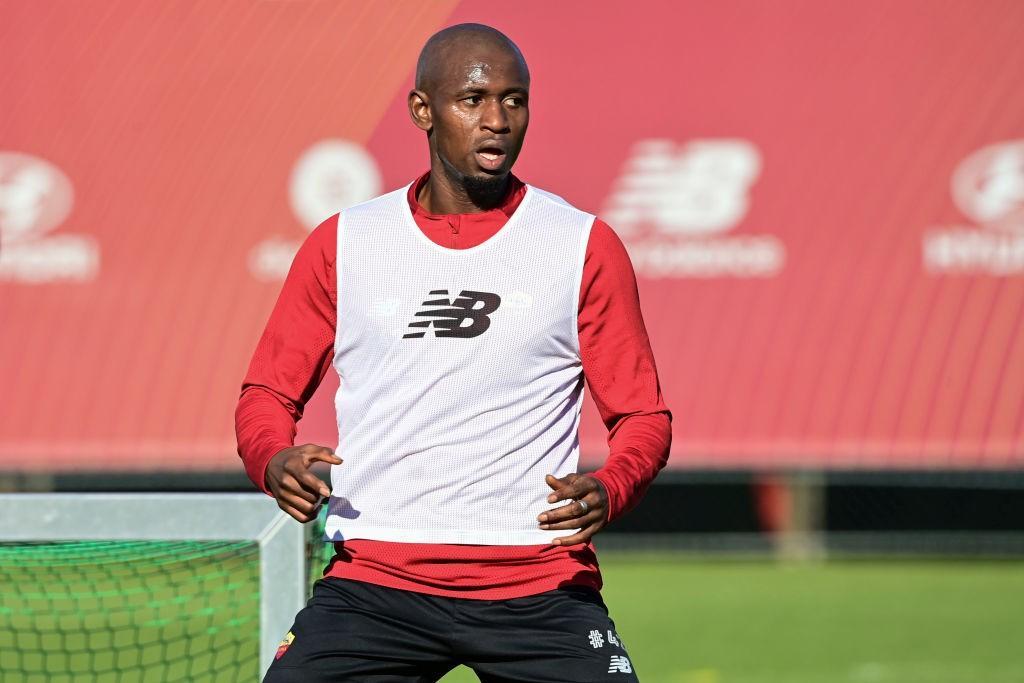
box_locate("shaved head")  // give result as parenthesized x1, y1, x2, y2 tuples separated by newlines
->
(408, 23, 530, 212)
(415, 23, 529, 94)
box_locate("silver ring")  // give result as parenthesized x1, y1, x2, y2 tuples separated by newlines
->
(576, 499, 590, 515)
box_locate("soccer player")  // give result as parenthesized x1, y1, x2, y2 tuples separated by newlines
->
(237, 23, 671, 682)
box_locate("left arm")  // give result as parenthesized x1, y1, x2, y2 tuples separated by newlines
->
(539, 218, 673, 544)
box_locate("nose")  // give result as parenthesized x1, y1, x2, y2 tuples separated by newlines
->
(480, 98, 510, 134)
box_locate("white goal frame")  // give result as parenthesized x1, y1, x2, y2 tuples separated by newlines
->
(0, 493, 307, 679)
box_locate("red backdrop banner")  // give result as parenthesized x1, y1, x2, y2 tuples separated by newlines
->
(2, 1, 1023, 472)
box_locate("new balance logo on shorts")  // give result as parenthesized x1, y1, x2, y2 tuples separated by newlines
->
(403, 289, 502, 339)
(608, 655, 633, 674)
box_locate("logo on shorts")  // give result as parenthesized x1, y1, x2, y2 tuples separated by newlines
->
(403, 289, 501, 339)
(275, 631, 295, 660)
(608, 655, 633, 674)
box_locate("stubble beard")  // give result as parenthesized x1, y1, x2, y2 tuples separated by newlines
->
(438, 150, 509, 209)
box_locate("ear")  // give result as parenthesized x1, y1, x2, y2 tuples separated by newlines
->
(408, 89, 432, 132)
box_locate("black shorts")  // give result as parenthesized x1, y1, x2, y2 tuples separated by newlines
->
(264, 577, 639, 682)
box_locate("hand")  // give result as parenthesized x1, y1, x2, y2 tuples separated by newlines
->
(265, 443, 342, 523)
(537, 473, 609, 546)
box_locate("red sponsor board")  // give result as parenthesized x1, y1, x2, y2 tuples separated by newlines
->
(2, 1, 1023, 472)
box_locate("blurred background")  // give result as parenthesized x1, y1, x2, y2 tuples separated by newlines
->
(2, 1, 1024, 682)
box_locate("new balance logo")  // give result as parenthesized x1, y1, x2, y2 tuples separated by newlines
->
(602, 138, 761, 237)
(601, 138, 786, 278)
(608, 655, 633, 674)
(403, 289, 501, 339)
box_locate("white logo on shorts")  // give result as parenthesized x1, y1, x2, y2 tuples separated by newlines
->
(608, 655, 633, 674)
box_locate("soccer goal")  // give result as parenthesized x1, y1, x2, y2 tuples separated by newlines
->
(0, 493, 308, 682)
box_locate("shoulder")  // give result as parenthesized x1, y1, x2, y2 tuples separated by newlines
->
(586, 218, 629, 258)
(300, 213, 338, 257)
(289, 213, 338, 277)
(582, 218, 636, 288)
(525, 184, 596, 223)
(521, 185, 629, 259)
(341, 184, 411, 219)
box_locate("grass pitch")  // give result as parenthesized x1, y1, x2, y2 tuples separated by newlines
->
(443, 555, 1024, 683)
(1, 545, 1021, 682)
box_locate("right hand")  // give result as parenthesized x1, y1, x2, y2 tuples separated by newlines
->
(265, 443, 342, 523)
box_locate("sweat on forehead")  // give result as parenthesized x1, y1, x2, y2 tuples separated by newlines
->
(415, 23, 529, 92)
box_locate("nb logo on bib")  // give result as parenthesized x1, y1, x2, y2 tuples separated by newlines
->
(403, 289, 501, 339)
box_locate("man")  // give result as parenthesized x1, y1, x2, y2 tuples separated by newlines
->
(237, 23, 671, 682)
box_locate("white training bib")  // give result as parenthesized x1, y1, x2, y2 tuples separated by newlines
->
(324, 183, 594, 544)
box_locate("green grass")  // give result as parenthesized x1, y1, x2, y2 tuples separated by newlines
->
(2, 545, 1022, 682)
(442, 555, 1024, 683)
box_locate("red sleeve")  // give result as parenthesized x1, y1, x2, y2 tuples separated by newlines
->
(235, 215, 338, 495)
(579, 219, 673, 523)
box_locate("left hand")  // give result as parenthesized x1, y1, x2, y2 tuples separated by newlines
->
(537, 473, 609, 546)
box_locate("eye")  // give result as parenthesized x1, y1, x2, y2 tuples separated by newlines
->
(463, 95, 483, 105)
(503, 96, 525, 108)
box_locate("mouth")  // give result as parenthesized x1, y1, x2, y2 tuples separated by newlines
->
(474, 143, 508, 172)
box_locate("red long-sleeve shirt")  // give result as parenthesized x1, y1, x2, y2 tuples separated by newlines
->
(236, 173, 671, 599)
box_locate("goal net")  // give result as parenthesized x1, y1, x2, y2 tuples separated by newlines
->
(0, 494, 308, 682)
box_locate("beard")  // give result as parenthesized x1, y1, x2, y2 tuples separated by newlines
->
(438, 150, 510, 209)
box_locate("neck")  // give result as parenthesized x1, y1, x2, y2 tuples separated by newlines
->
(418, 154, 511, 214)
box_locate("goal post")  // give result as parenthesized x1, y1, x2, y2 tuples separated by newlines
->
(0, 493, 308, 681)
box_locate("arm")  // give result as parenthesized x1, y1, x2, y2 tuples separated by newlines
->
(539, 218, 673, 543)
(235, 215, 342, 519)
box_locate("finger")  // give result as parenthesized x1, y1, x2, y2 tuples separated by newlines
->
(546, 476, 592, 504)
(288, 490, 319, 514)
(278, 499, 318, 524)
(537, 493, 600, 524)
(303, 447, 343, 467)
(541, 512, 600, 531)
(280, 474, 320, 504)
(539, 501, 601, 530)
(285, 455, 333, 497)
(552, 523, 601, 546)
(293, 468, 331, 499)
(545, 473, 568, 492)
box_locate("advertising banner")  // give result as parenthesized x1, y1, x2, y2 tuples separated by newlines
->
(2, 1, 1023, 471)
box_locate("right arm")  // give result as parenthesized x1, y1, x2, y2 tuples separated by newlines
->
(235, 214, 341, 521)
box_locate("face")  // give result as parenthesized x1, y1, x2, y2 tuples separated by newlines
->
(412, 42, 530, 184)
